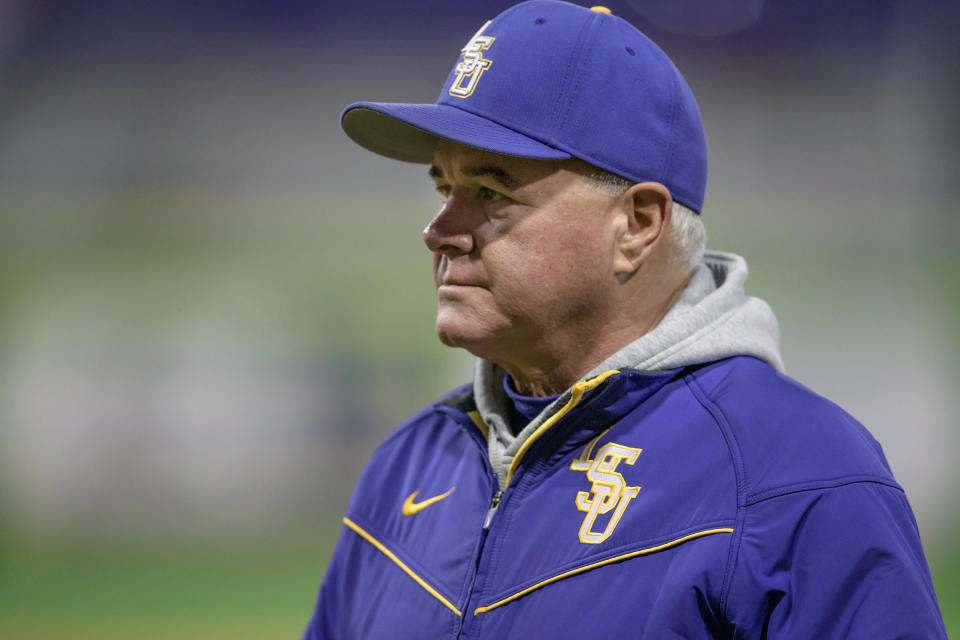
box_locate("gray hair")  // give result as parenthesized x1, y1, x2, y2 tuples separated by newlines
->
(587, 170, 706, 270)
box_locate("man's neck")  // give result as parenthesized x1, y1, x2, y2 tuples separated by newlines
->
(500, 269, 690, 397)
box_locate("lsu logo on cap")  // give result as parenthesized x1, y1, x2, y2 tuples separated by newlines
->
(448, 20, 495, 99)
(570, 435, 642, 544)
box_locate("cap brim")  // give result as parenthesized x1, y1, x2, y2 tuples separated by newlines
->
(341, 102, 572, 163)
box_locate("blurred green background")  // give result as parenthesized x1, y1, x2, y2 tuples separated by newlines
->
(0, 1, 957, 637)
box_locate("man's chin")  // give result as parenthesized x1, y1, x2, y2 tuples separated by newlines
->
(435, 316, 502, 357)
(436, 324, 484, 351)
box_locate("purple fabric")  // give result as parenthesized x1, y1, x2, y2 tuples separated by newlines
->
(341, 1, 708, 211)
(303, 357, 946, 639)
(501, 374, 559, 434)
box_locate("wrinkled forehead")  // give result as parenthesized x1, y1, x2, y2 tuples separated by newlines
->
(431, 140, 594, 186)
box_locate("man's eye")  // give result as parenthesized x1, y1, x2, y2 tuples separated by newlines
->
(478, 186, 505, 202)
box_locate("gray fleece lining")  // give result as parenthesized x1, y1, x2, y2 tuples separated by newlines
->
(473, 251, 784, 488)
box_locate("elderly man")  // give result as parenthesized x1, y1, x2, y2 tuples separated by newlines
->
(303, 2, 946, 638)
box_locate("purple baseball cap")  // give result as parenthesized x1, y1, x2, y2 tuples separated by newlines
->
(341, 1, 708, 212)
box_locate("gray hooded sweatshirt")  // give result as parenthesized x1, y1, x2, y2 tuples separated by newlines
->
(473, 251, 785, 488)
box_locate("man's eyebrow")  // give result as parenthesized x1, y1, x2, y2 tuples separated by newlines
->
(428, 163, 520, 190)
(463, 165, 519, 190)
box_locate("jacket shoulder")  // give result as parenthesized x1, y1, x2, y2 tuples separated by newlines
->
(346, 383, 483, 503)
(686, 357, 898, 504)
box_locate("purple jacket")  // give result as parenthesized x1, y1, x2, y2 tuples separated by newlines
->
(303, 356, 946, 638)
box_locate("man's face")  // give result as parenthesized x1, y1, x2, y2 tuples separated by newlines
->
(423, 142, 622, 368)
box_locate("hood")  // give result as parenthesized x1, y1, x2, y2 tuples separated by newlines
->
(474, 250, 783, 487)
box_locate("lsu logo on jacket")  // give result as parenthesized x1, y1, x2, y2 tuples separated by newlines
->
(570, 437, 642, 544)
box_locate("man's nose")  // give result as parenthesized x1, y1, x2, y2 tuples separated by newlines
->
(422, 193, 475, 256)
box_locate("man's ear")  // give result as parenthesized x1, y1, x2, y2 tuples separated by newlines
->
(612, 182, 673, 276)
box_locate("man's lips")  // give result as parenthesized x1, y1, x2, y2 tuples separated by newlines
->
(437, 275, 487, 288)
(436, 281, 488, 296)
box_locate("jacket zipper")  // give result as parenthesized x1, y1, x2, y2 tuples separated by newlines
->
(456, 371, 618, 636)
(455, 414, 502, 638)
(456, 488, 503, 638)
(482, 490, 503, 529)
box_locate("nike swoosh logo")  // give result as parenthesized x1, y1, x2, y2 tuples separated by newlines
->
(402, 487, 456, 516)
